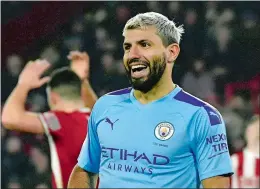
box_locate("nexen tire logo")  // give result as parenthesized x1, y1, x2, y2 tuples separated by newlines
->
(101, 147, 170, 174)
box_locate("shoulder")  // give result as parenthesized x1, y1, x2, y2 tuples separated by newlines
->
(97, 87, 132, 105)
(173, 89, 222, 126)
(91, 87, 132, 116)
(40, 111, 61, 132)
(41, 111, 59, 121)
(44, 110, 90, 121)
(106, 87, 132, 96)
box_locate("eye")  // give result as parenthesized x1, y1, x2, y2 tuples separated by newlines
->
(124, 45, 131, 51)
(140, 41, 151, 48)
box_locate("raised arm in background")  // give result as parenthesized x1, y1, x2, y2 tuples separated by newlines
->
(68, 51, 98, 109)
(2, 60, 51, 134)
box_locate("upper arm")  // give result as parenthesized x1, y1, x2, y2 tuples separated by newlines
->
(202, 175, 231, 188)
(190, 106, 233, 181)
(2, 111, 44, 134)
(81, 80, 98, 110)
(68, 164, 99, 188)
(77, 109, 101, 173)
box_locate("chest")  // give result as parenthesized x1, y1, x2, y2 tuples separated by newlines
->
(97, 106, 191, 158)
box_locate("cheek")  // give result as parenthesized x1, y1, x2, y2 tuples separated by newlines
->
(254, 126, 260, 136)
(247, 126, 257, 139)
(86, 63, 90, 70)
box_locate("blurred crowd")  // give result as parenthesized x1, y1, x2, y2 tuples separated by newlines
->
(1, 1, 259, 188)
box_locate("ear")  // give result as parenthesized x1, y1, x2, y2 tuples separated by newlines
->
(50, 91, 60, 105)
(166, 43, 180, 64)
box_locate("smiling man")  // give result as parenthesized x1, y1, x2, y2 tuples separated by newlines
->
(68, 12, 233, 188)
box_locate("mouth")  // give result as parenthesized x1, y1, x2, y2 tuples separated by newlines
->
(130, 64, 149, 79)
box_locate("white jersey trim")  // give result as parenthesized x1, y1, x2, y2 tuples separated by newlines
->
(79, 107, 91, 113)
(39, 113, 64, 188)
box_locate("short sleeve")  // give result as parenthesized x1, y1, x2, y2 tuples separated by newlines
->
(190, 107, 233, 181)
(77, 109, 101, 173)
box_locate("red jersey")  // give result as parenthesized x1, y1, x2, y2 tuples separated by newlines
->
(39, 108, 90, 188)
(231, 148, 260, 188)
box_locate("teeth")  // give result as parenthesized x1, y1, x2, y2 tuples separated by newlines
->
(131, 65, 146, 69)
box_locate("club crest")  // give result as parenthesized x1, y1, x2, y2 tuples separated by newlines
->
(154, 122, 174, 141)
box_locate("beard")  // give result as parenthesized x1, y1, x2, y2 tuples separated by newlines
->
(125, 53, 167, 93)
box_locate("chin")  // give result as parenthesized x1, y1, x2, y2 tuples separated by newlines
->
(131, 74, 149, 82)
(131, 80, 153, 93)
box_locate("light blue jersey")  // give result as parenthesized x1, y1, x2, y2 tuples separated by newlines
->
(78, 86, 233, 188)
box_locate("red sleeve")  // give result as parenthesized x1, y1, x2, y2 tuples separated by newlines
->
(39, 111, 62, 136)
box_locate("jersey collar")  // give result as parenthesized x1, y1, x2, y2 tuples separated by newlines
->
(129, 85, 182, 110)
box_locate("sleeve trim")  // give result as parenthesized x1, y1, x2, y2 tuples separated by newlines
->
(38, 113, 51, 136)
(77, 163, 99, 174)
(200, 168, 234, 181)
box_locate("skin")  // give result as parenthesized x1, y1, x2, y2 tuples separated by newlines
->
(68, 51, 98, 109)
(68, 165, 98, 188)
(245, 118, 259, 155)
(68, 26, 231, 188)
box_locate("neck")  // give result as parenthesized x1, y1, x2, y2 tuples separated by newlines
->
(134, 72, 175, 104)
(247, 142, 259, 155)
(52, 100, 84, 112)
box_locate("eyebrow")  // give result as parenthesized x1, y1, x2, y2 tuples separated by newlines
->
(123, 39, 152, 46)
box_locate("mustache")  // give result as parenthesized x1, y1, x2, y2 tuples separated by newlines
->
(127, 58, 149, 66)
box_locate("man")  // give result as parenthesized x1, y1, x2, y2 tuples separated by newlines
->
(68, 12, 233, 188)
(231, 115, 259, 188)
(2, 51, 97, 188)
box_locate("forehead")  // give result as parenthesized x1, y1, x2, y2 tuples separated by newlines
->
(123, 26, 162, 43)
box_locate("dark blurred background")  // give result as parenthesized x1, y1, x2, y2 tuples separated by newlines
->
(1, 1, 259, 188)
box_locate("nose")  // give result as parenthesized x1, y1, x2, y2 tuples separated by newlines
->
(128, 45, 141, 60)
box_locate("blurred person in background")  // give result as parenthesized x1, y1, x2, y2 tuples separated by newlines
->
(231, 115, 259, 188)
(236, 10, 260, 80)
(181, 58, 216, 101)
(221, 95, 247, 153)
(63, 20, 85, 52)
(2, 136, 32, 188)
(27, 146, 50, 187)
(35, 183, 50, 189)
(2, 51, 98, 188)
(94, 53, 129, 96)
(40, 46, 61, 67)
(7, 177, 22, 189)
(69, 12, 232, 188)
(2, 54, 24, 102)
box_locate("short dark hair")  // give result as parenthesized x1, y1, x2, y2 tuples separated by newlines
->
(47, 67, 82, 100)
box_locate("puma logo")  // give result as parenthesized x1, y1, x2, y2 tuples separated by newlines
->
(105, 118, 119, 130)
(209, 111, 219, 117)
